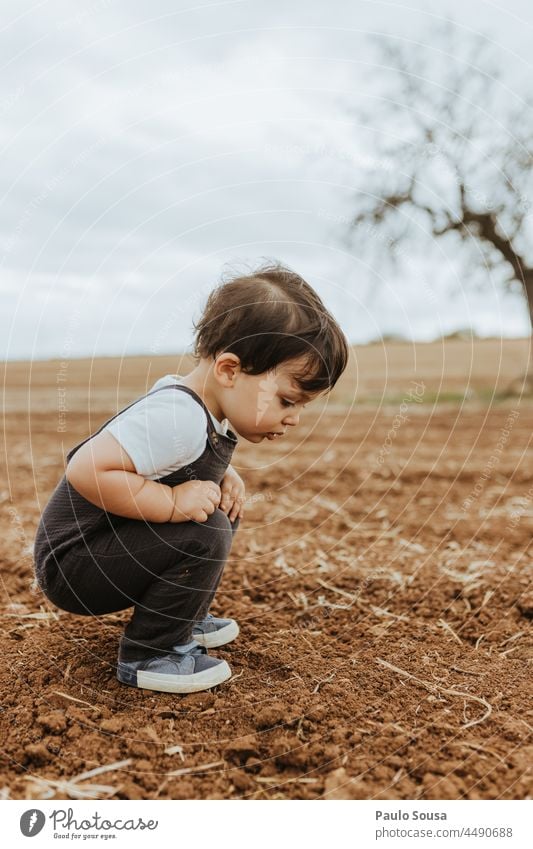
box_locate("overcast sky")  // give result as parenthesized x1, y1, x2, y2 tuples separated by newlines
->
(2, 0, 533, 361)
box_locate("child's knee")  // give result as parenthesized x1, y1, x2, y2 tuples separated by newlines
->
(200, 508, 235, 557)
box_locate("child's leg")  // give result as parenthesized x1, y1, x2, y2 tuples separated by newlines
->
(42, 509, 239, 662)
(120, 512, 239, 662)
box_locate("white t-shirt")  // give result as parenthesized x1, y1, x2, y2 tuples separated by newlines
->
(104, 374, 229, 480)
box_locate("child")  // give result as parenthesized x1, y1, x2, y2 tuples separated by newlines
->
(34, 263, 349, 694)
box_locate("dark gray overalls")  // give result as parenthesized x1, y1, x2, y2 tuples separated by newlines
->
(33, 385, 239, 662)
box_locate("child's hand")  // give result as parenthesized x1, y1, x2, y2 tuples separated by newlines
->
(170, 480, 221, 523)
(220, 465, 245, 522)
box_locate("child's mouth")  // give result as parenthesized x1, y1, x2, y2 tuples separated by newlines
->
(265, 432, 284, 440)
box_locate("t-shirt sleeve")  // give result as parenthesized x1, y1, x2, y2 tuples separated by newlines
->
(104, 390, 207, 477)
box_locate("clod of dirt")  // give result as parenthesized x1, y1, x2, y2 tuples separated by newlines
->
(182, 692, 216, 710)
(508, 744, 533, 770)
(116, 780, 146, 800)
(323, 767, 367, 800)
(422, 773, 463, 800)
(35, 711, 66, 734)
(244, 756, 262, 774)
(100, 718, 123, 733)
(253, 702, 288, 729)
(306, 702, 328, 722)
(24, 742, 53, 765)
(517, 591, 533, 619)
(231, 770, 255, 792)
(126, 741, 152, 758)
(224, 735, 260, 764)
(65, 725, 82, 741)
(272, 735, 309, 769)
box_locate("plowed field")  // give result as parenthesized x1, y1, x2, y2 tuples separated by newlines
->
(1, 340, 531, 800)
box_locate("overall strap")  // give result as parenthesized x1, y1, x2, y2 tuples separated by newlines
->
(161, 384, 220, 435)
(167, 385, 237, 446)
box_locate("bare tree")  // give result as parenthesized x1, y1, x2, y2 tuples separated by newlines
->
(349, 21, 533, 386)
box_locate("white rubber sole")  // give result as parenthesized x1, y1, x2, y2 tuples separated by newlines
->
(193, 619, 240, 649)
(134, 659, 232, 694)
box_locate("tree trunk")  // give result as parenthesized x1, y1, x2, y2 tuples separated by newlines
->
(461, 211, 533, 392)
(502, 267, 533, 395)
(520, 270, 533, 391)
(523, 270, 533, 335)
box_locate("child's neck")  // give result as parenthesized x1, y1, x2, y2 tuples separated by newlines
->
(180, 361, 225, 423)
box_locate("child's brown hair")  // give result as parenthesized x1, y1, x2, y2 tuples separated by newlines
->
(193, 261, 349, 394)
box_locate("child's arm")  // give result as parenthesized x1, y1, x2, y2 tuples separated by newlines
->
(65, 431, 220, 523)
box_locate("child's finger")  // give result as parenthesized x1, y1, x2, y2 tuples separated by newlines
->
(230, 494, 245, 521)
(229, 497, 242, 521)
(220, 491, 233, 512)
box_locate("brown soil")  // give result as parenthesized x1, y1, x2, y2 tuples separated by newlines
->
(1, 342, 532, 800)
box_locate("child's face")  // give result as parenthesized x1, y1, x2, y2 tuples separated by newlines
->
(223, 359, 319, 443)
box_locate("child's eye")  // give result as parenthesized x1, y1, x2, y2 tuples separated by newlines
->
(280, 398, 295, 408)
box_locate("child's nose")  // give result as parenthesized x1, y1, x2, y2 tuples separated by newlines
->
(283, 411, 300, 426)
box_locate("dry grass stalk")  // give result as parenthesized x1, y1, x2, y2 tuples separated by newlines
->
(500, 645, 520, 657)
(274, 553, 297, 576)
(500, 631, 525, 646)
(287, 591, 302, 607)
(164, 744, 185, 760)
(319, 599, 354, 611)
(24, 758, 134, 800)
(167, 760, 223, 777)
(52, 690, 100, 710)
(391, 768, 405, 785)
(399, 538, 426, 554)
(453, 741, 507, 765)
(450, 666, 484, 677)
(299, 633, 317, 652)
(24, 776, 120, 800)
(1, 611, 59, 620)
(367, 604, 409, 622)
(313, 670, 337, 694)
(317, 578, 409, 622)
(73, 760, 133, 783)
(480, 590, 494, 608)
(317, 578, 355, 601)
(438, 619, 463, 645)
(376, 657, 492, 729)
(255, 776, 319, 785)
(227, 669, 244, 683)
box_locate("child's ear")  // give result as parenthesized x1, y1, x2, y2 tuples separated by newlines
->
(214, 352, 241, 387)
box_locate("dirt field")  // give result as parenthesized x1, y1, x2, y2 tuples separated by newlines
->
(1, 339, 532, 800)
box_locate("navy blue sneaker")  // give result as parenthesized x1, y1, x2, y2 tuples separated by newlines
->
(192, 613, 240, 649)
(117, 641, 231, 693)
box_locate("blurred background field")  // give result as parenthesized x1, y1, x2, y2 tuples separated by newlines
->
(3, 337, 531, 416)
